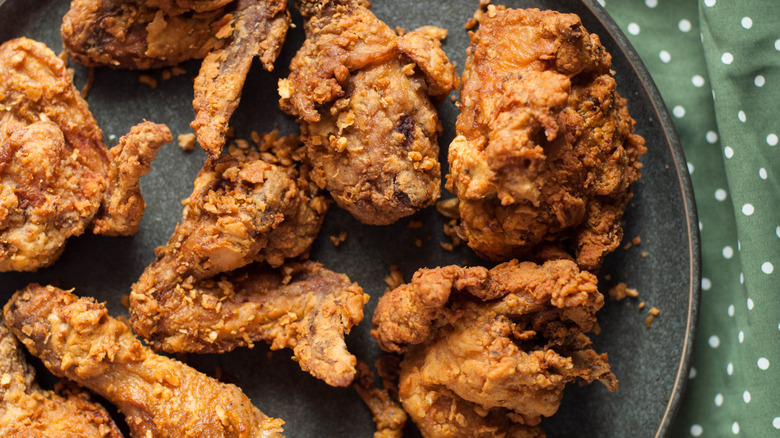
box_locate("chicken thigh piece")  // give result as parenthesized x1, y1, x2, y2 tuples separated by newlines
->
(0, 316, 124, 438)
(5, 284, 285, 438)
(279, 0, 458, 224)
(372, 259, 617, 438)
(447, 7, 646, 271)
(0, 38, 170, 272)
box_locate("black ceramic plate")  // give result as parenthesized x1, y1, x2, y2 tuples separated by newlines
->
(0, 1, 699, 437)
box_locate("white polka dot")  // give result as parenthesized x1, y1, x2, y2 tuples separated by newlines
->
(738, 111, 746, 122)
(687, 162, 695, 174)
(689, 367, 697, 379)
(691, 424, 703, 437)
(706, 131, 718, 143)
(692, 75, 705, 87)
(741, 17, 753, 29)
(759, 168, 768, 179)
(660, 50, 671, 63)
(722, 52, 734, 64)
(646, 0, 658, 7)
(715, 188, 727, 201)
(628, 23, 640, 35)
(709, 335, 720, 348)
(738, 240, 741, 251)
(699, 221, 703, 231)
(715, 393, 724, 406)
(732, 422, 740, 434)
(704, 0, 716, 7)
(701, 277, 711, 290)
(742, 204, 754, 216)
(673, 106, 686, 118)
(723, 246, 734, 259)
(747, 298, 754, 310)
(738, 330, 744, 343)
(755, 75, 765, 87)
(743, 391, 751, 403)
(740, 272, 744, 284)
(776, 226, 780, 238)
(775, 39, 780, 51)
(767, 133, 778, 146)
(728, 304, 735, 317)
(724, 146, 734, 158)
(773, 417, 780, 429)
(597, 0, 605, 6)
(762, 262, 774, 274)
(679, 19, 692, 32)
(727, 362, 734, 375)
(758, 357, 770, 370)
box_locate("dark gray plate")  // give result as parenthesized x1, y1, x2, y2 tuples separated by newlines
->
(0, 1, 699, 437)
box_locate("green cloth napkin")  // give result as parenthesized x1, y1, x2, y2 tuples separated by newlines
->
(603, 0, 780, 436)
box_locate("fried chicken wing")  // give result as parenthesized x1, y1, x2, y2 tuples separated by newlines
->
(0, 316, 124, 438)
(133, 261, 368, 387)
(446, 7, 646, 271)
(0, 38, 170, 271)
(371, 259, 618, 437)
(62, 0, 234, 69)
(192, 0, 290, 158)
(130, 133, 369, 386)
(5, 284, 285, 438)
(278, 0, 458, 225)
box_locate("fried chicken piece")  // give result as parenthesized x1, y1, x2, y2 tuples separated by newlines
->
(130, 134, 368, 386)
(5, 284, 285, 438)
(0, 38, 170, 272)
(92, 121, 173, 235)
(371, 259, 618, 437)
(62, 0, 234, 69)
(446, 7, 646, 271)
(0, 316, 124, 437)
(133, 261, 368, 387)
(353, 360, 407, 438)
(192, 0, 290, 158)
(278, 0, 458, 225)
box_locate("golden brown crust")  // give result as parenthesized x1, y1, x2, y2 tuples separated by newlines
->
(0, 37, 109, 271)
(61, 0, 234, 69)
(371, 259, 617, 437)
(5, 284, 285, 438)
(0, 317, 124, 438)
(353, 361, 407, 438)
(446, 7, 646, 271)
(191, 0, 290, 158)
(279, 0, 457, 224)
(92, 121, 172, 235)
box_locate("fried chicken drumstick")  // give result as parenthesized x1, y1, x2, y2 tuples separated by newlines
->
(0, 38, 171, 272)
(279, 0, 458, 224)
(0, 316, 124, 437)
(447, 7, 646, 271)
(130, 134, 369, 387)
(372, 259, 618, 438)
(5, 284, 285, 438)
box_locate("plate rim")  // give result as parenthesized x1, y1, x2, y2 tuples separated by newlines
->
(581, 1, 702, 437)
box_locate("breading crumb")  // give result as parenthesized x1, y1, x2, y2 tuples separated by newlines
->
(442, 219, 464, 248)
(436, 198, 459, 219)
(330, 230, 348, 247)
(178, 133, 196, 151)
(649, 307, 660, 316)
(645, 314, 655, 328)
(139, 74, 158, 88)
(121, 294, 130, 309)
(385, 265, 404, 290)
(607, 282, 638, 300)
(408, 220, 423, 229)
(591, 321, 601, 335)
(80, 67, 95, 98)
(440, 242, 454, 251)
(638, 301, 645, 309)
(641, 251, 648, 258)
(632, 236, 642, 245)
(414, 238, 423, 247)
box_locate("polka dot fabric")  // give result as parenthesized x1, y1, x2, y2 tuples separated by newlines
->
(603, 0, 779, 436)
